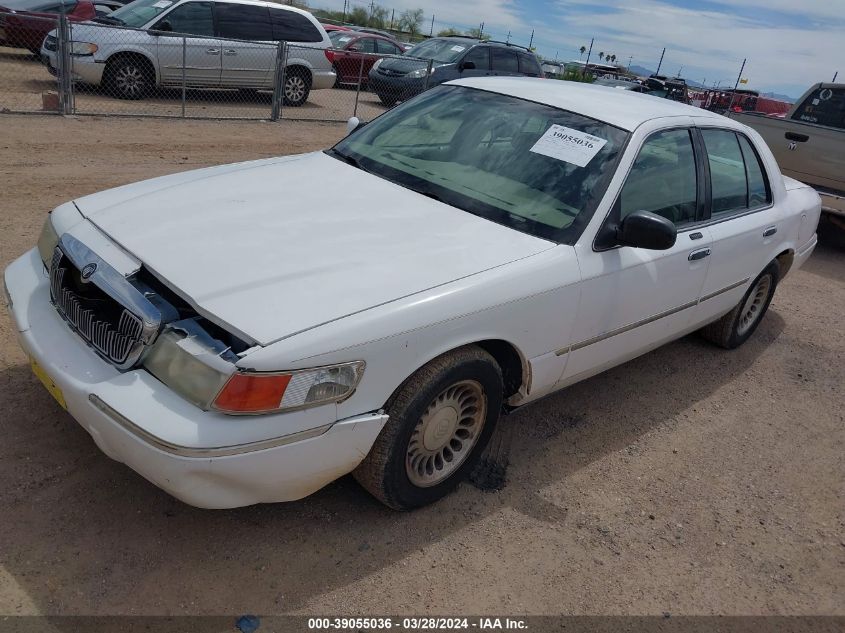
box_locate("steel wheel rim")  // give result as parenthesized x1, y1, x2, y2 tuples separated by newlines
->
(116, 65, 145, 97)
(285, 76, 306, 101)
(406, 380, 487, 488)
(737, 275, 771, 336)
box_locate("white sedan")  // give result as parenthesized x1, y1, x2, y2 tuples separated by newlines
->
(3, 79, 821, 510)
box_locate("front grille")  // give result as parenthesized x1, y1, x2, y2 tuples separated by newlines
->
(377, 67, 407, 77)
(50, 249, 145, 367)
(44, 35, 57, 52)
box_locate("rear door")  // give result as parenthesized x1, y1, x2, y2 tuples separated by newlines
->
(457, 45, 491, 78)
(215, 2, 275, 88)
(341, 36, 377, 84)
(694, 125, 782, 325)
(153, 1, 220, 87)
(517, 51, 542, 77)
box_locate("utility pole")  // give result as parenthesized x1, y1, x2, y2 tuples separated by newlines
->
(627, 55, 632, 72)
(833, 71, 838, 82)
(506, 31, 511, 43)
(655, 47, 665, 76)
(582, 37, 594, 77)
(430, 14, 434, 37)
(727, 58, 746, 111)
(677, 65, 683, 77)
(389, 8, 394, 30)
(341, 0, 347, 22)
(479, 22, 484, 38)
(528, 29, 534, 49)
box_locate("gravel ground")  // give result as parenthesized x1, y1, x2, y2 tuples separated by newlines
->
(0, 115, 842, 617)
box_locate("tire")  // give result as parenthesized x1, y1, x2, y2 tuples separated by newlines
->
(377, 92, 397, 106)
(104, 56, 153, 100)
(353, 346, 504, 511)
(282, 67, 311, 107)
(700, 261, 779, 349)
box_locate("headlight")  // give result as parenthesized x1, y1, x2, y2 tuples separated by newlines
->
(212, 361, 365, 415)
(36, 214, 59, 270)
(143, 319, 237, 410)
(69, 41, 98, 56)
(408, 65, 434, 78)
(371, 57, 383, 70)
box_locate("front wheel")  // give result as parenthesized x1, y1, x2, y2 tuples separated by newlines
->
(700, 261, 779, 349)
(282, 68, 311, 107)
(104, 56, 153, 100)
(353, 346, 503, 510)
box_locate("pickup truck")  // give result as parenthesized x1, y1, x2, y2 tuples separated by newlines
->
(730, 83, 844, 226)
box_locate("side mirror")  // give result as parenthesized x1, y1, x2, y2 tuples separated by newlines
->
(152, 20, 172, 34)
(346, 116, 363, 135)
(460, 60, 476, 71)
(348, 45, 360, 52)
(616, 210, 677, 250)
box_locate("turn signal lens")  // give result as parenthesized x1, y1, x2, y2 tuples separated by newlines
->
(213, 373, 292, 414)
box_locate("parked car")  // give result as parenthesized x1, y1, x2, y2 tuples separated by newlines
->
(594, 78, 653, 93)
(40, 0, 335, 105)
(0, 0, 95, 54)
(326, 29, 405, 87)
(730, 83, 844, 226)
(320, 22, 349, 32)
(4, 79, 820, 511)
(368, 36, 543, 106)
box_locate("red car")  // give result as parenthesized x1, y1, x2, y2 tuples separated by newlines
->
(325, 30, 405, 87)
(0, 0, 95, 54)
(321, 23, 350, 32)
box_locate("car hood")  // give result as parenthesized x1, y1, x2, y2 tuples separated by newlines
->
(74, 152, 553, 346)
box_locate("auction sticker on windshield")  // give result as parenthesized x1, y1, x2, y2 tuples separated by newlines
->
(529, 125, 607, 167)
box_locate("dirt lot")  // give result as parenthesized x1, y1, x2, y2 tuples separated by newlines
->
(0, 47, 390, 121)
(0, 114, 843, 617)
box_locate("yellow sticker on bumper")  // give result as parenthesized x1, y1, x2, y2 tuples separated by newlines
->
(30, 358, 67, 410)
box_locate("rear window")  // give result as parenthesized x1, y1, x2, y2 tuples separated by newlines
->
(517, 51, 541, 76)
(270, 7, 323, 42)
(491, 48, 519, 73)
(215, 3, 272, 40)
(792, 87, 845, 129)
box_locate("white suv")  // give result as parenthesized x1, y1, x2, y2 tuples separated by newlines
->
(41, 0, 335, 105)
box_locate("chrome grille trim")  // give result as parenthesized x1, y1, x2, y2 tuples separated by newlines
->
(50, 234, 163, 370)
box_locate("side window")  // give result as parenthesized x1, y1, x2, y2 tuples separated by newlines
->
(701, 129, 748, 217)
(462, 46, 490, 70)
(791, 87, 845, 129)
(269, 8, 323, 42)
(491, 48, 519, 73)
(737, 134, 772, 207)
(215, 3, 272, 40)
(155, 1, 214, 37)
(376, 39, 401, 55)
(517, 52, 541, 76)
(355, 37, 377, 53)
(620, 129, 698, 225)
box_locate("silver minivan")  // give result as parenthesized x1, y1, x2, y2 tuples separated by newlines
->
(41, 0, 335, 105)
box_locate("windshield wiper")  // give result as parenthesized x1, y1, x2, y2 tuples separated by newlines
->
(93, 15, 124, 24)
(328, 148, 368, 172)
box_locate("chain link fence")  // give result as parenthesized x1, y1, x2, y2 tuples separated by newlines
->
(0, 16, 433, 122)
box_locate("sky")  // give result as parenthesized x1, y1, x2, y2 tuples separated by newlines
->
(315, 0, 844, 99)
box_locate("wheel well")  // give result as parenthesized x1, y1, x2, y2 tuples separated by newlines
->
(285, 64, 312, 85)
(474, 340, 526, 399)
(776, 249, 794, 279)
(106, 52, 156, 77)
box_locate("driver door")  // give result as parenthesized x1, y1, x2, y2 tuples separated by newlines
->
(559, 126, 713, 386)
(153, 1, 221, 87)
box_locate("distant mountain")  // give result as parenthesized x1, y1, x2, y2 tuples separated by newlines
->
(627, 64, 654, 77)
(760, 92, 796, 103)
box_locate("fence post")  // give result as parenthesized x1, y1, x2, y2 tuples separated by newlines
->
(424, 58, 433, 91)
(352, 54, 365, 119)
(56, 15, 73, 114)
(181, 36, 187, 118)
(270, 41, 287, 121)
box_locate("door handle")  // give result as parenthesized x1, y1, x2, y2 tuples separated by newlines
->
(785, 131, 809, 142)
(763, 226, 777, 237)
(688, 248, 711, 261)
(206, 48, 219, 54)
(223, 49, 236, 56)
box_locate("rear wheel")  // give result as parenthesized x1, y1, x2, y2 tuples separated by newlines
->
(353, 346, 503, 510)
(283, 67, 311, 106)
(700, 261, 779, 349)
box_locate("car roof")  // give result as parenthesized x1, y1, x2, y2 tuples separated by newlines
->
(447, 77, 725, 131)
(435, 36, 533, 52)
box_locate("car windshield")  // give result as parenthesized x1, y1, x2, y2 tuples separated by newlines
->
(405, 39, 470, 63)
(331, 85, 629, 243)
(106, 0, 172, 27)
(2, 0, 76, 10)
(328, 30, 355, 46)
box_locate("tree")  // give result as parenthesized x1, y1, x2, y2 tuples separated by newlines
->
(598, 51, 604, 61)
(398, 8, 424, 35)
(438, 28, 463, 37)
(348, 6, 368, 26)
(369, 5, 389, 28)
(579, 45, 586, 59)
(465, 27, 490, 40)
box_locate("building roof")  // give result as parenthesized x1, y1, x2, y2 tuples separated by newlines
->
(448, 77, 724, 131)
